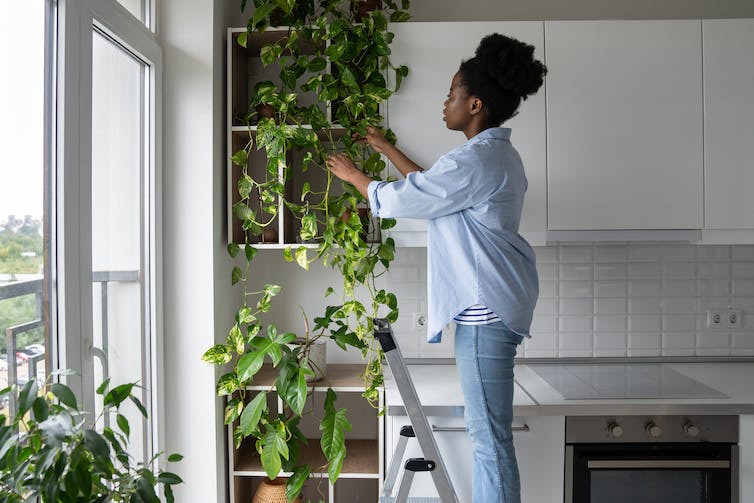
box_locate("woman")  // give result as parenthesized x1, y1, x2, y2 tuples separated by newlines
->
(327, 33, 546, 503)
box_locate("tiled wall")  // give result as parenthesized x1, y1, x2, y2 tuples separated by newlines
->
(387, 244, 754, 359)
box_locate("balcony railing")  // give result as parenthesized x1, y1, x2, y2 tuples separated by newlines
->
(1, 270, 138, 418)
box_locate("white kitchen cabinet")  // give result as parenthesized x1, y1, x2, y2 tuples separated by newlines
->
(385, 414, 565, 502)
(702, 19, 754, 243)
(386, 22, 548, 246)
(545, 20, 703, 231)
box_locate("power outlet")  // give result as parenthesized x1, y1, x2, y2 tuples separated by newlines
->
(707, 309, 743, 329)
(413, 312, 427, 330)
(726, 309, 742, 328)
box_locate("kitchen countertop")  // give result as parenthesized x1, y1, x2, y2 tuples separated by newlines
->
(384, 362, 754, 416)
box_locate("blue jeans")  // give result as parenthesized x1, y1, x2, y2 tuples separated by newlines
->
(455, 321, 523, 503)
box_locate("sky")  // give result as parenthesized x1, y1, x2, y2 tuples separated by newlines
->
(0, 1, 45, 222)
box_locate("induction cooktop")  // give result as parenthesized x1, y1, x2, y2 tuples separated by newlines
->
(528, 363, 727, 400)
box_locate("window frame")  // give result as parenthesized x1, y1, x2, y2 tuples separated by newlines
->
(55, 0, 164, 458)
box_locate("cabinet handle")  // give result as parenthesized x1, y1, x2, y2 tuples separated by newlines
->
(430, 424, 530, 433)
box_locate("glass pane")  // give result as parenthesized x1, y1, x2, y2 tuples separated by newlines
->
(117, 0, 149, 26)
(0, 0, 49, 414)
(591, 470, 705, 503)
(91, 29, 150, 461)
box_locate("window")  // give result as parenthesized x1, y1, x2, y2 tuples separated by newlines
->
(117, 0, 151, 28)
(0, 0, 52, 416)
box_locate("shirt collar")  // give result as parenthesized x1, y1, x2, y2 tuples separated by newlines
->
(466, 127, 511, 145)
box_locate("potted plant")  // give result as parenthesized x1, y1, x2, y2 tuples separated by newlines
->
(203, 0, 411, 500)
(0, 374, 183, 502)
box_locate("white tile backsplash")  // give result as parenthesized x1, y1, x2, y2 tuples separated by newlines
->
(385, 244, 754, 359)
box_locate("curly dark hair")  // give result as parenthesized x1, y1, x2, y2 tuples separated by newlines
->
(458, 33, 547, 127)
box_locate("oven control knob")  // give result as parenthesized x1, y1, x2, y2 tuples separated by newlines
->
(646, 422, 662, 438)
(683, 423, 700, 438)
(608, 422, 624, 438)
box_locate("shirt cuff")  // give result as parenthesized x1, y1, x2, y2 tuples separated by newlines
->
(367, 180, 387, 217)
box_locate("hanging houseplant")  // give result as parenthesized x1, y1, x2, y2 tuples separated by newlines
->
(203, 0, 411, 500)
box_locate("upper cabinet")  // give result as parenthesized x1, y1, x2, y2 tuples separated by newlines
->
(545, 20, 703, 232)
(702, 19, 754, 243)
(386, 22, 548, 245)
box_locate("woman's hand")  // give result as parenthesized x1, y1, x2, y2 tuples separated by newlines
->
(326, 153, 361, 183)
(326, 153, 372, 199)
(356, 126, 390, 154)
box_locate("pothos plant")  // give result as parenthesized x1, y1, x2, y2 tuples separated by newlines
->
(202, 0, 411, 500)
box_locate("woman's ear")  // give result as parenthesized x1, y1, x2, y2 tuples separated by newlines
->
(469, 97, 484, 116)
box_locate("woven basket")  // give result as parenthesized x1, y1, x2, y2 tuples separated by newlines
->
(252, 478, 300, 503)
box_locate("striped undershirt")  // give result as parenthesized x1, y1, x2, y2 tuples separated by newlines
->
(453, 304, 502, 325)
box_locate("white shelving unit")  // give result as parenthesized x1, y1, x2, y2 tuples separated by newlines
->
(227, 364, 384, 503)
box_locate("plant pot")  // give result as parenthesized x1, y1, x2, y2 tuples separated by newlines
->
(252, 478, 300, 503)
(290, 337, 327, 382)
(260, 226, 278, 244)
(256, 103, 276, 122)
(351, 0, 382, 22)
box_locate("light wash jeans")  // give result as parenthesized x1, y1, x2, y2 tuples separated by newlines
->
(455, 321, 523, 503)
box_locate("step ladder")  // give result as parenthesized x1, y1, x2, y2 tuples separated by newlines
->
(373, 318, 460, 503)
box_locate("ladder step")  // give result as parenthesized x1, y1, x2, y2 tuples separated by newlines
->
(380, 497, 442, 503)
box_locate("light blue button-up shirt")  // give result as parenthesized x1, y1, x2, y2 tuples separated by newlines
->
(367, 127, 539, 342)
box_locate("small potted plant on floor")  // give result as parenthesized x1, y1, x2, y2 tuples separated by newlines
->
(0, 375, 183, 502)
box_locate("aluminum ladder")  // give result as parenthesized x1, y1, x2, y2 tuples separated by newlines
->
(374, 318, 460, 503)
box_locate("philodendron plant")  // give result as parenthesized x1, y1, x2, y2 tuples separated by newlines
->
(202, 0, 411, 500)
(0, 374, 183, 502)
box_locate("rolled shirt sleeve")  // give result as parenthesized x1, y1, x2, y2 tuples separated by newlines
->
(367, 156, 487, 220)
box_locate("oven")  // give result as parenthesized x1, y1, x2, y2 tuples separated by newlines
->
(565, 415, 738, 503)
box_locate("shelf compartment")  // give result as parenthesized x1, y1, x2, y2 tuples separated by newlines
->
(248, 364, 372, 391)
(234, 438, 380, 476)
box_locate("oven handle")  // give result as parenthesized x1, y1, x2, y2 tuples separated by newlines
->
(588, 459, 730, 469)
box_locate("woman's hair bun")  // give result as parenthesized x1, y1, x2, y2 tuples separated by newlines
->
(475, 33, 547, 99)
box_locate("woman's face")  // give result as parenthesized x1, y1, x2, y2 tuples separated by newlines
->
(443, 72, 474, 131)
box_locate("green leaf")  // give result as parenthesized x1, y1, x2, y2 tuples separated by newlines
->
(260, 429, 284, 479)
(236, 32, 247, 48)
(300, 181, 311, 199)
(202, 344, 233, 365)
(320, 389, 352, 483)
(307, 56, 327, 72)
(168, 453, 184, 462)
(229, 323, 247, 353)
(31, 396, 49, 421)
(51, 383, 78, 410)
(237, 348, 267, 381)
(84, 429, 110, 459)
(394, 64, 409, 92)
(224, 398, 244, 424)
(117, 413, 130, 437)
(286, 465, 310, 501)
(390, 10, 411, 22)
(17, 379, 38, 417)
(231, 149, 248, 167)
(325, 287, 334, 297)
(130, 395, 149, 418)
(245, 245, 258, 262)
(295, 246, 309, 270)
(325, 43, 345, 62)
(264, 284, 282, 296)
(156, 472, 183, 485)
(216, 372, 240, 396)
(228, 243, 241, 258)
(289, 366, 309, 416)
(240, 392, 268, 436)
(299, 213, 318, 241)
(96, 378, 111, 395)
(283, 246, 294, 262)
(231, 266, 243, 285)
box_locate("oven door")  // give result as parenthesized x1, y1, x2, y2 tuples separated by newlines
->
(565, 443, 738, 503)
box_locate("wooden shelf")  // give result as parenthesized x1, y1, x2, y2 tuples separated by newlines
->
(248, 364, 374, 391)
(234, 438, 380, 477)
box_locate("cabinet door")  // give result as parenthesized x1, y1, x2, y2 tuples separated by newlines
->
(386, 22, 547, 245)
(703, 19, 754, 232)
(545, 20, 703, 230)
(385, 415, 564, 503)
